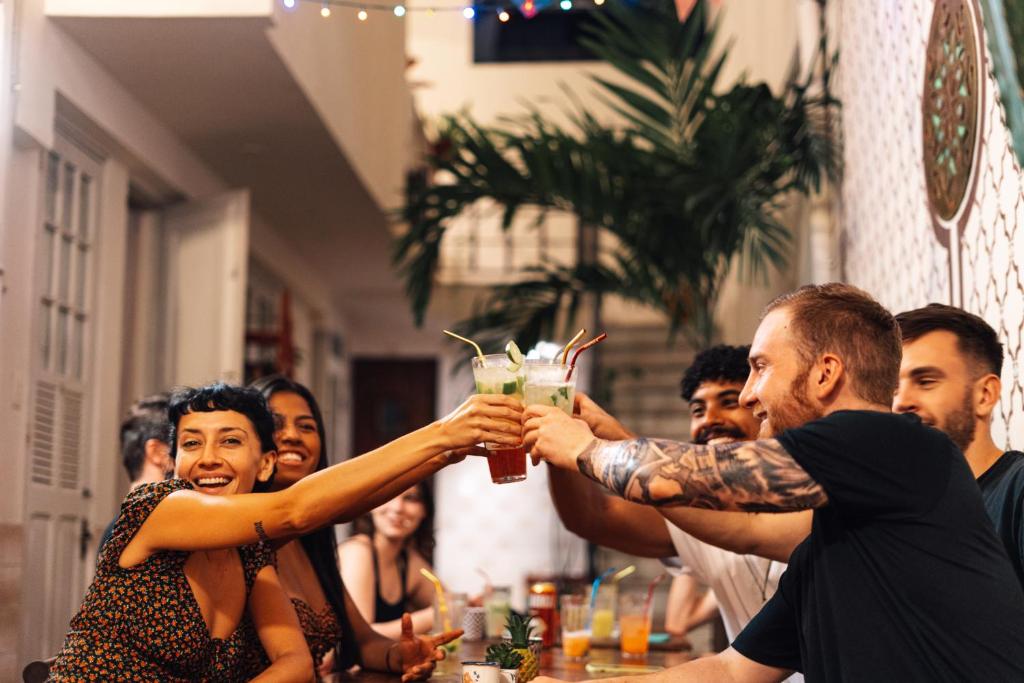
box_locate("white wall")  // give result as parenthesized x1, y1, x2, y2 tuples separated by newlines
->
(836, 0, 1024, 446)
(268, 1, 415, 211)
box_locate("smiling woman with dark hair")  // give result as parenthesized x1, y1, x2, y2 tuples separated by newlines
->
(249, 375, 460, 679)
(47, 382, 522, 682)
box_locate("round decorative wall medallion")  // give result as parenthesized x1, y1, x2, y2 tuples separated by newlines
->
(923, 0, 986, 245)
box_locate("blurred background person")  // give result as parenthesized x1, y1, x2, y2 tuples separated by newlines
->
(97, 393, 173, 554)
(339, 482, 438, 638)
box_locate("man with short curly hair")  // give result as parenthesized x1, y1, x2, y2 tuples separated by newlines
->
(546, 345, 800, 682)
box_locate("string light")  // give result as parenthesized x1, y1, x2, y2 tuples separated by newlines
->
(283, 0, 603, 17)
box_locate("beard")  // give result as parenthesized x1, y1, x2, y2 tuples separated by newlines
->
(761, 365, 823, 437)
(695, 424, 748, 445)
(942, 388, 976, 452)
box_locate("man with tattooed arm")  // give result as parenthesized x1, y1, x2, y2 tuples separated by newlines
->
(549, 346, 801, 667)
(525, 284, 1024, 683)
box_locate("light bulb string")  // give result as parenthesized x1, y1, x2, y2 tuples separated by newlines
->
(288, 0, 591, 14)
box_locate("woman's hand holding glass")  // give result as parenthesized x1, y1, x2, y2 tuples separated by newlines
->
(435, 394, 523, 452)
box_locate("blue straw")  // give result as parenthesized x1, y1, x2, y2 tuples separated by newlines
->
(589, 567, 617, 626)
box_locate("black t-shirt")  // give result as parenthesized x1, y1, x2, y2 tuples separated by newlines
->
(732, 411, 1024, 682)
(978, 450, 1024, 591)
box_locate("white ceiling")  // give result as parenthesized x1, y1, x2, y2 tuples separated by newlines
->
(52, 14, 402, 300)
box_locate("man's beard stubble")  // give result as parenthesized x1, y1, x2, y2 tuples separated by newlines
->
(943, 387, 976, 453)
(761, 365, 823, 437)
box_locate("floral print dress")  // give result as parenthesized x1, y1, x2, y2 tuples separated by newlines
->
(48, 479, 275, 682)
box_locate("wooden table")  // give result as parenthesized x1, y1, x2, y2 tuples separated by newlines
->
(327, 639, 694, 682)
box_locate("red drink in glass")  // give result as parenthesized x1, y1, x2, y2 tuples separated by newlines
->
(486, 445, 527, 484)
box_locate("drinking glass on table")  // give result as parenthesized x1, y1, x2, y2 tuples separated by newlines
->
(590, 583, 618, 640)
(484, 585, 512, 638)
(618, 592, 651, 660)
(434, 591, 468, 655)
(560, 594, 591, 661)
(472, 355, 527, 484)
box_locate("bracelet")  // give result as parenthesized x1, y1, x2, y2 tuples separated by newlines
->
(385, 643, 399, 673)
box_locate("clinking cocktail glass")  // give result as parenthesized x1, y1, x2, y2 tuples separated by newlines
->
(471, 353, 527, 484)
(524, 360, 577, 416)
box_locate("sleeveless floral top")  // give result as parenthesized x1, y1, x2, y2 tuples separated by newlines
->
(48, 479, 275, 682)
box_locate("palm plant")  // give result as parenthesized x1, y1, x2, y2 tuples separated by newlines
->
(395, 0, 838, 353)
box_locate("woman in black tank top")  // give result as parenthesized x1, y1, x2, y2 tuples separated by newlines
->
(340, 482, 438, 638)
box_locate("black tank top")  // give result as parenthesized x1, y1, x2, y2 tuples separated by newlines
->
(372, 545, 410, 623)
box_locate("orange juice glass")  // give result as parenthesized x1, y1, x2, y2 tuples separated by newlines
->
(618, 593, 651, 659)
(559, 595, 591, 661)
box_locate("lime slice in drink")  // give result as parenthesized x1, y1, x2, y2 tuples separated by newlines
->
(502, 380, 519, 395)
(505, 340, 524, 373)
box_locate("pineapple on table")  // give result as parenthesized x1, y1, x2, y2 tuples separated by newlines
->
(485, 642, 524, 683)
(506, 614, 539, 682)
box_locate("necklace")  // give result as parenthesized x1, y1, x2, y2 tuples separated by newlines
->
(742, 556, 774, 603)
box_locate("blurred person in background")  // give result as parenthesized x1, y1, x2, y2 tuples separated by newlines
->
(339, 482, 439, 639)
(96, 393, 173, 555)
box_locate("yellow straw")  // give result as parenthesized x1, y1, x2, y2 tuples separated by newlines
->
(612, 565, 636, 583)
(560, 328, 587, 365)
(443, 329, 485, 362)
(420, 567, 452, 631)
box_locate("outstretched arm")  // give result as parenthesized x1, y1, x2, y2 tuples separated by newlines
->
(524, 405, 827, 513)
(577, 437, 828, 512)
(533, 647, 791, 683)
(122, 395, 521, 565)
(660, 507, 811, 563)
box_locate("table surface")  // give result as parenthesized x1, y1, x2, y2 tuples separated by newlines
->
(326, 638, 694, 682)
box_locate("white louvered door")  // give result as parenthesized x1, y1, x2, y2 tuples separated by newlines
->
(23, 138, 100, 659)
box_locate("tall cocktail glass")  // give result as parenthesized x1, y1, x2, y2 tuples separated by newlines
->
(471, 354, 526, 484)
(523, 360, 576, 416)
(560, 594, 591, 660)
(618, 592, 651, 660)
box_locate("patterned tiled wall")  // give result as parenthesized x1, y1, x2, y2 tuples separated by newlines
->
(837, 0, 1024, 447)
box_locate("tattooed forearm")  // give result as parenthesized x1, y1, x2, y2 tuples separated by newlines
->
(576, 438, 828, 512)
(254, 520, 270, 543)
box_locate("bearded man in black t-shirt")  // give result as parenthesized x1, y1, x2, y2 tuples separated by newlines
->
(524, 283, 1024, 683)
(894, 303, 1024, 589)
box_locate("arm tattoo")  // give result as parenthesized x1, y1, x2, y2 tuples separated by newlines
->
(577, 438, 829, 512)
(254, 520, 269, 543)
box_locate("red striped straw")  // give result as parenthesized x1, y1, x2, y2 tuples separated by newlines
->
(643, 573, 668, 617)
(565, 333, 607, 382)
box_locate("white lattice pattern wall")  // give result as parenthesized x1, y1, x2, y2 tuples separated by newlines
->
(837, 0, 1024, 447)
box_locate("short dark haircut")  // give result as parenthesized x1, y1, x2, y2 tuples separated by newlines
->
(765, 283, 901, 405)
(167, 383, 277, 457)
(896, 303, 1003, 377)
(680, 345, 751, 401)
(120, 393, 170, 480)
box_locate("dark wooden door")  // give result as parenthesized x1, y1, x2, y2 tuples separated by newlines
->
(352, 358, 438, 454)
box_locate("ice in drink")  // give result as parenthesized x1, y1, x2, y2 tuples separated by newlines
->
(618, 593, 651, 659)
(559, 594, 591, 661)
(523, 361, 576, 415)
